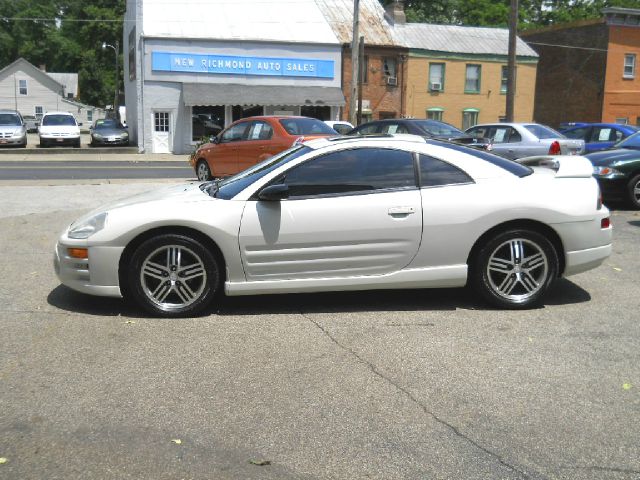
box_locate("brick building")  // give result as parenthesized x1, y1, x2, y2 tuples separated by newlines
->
(521, 7, 640, 128)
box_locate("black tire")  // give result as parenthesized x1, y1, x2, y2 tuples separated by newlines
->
(626, 174, 640, 209)
(196, 160, 212, 181)
(39, 139, 47, 148)
(74, 139, 81, 148)
(470, 229, 558, 309)
(127, 234, 221, 317)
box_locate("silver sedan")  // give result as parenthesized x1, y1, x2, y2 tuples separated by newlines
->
(466, 122, 584, 159)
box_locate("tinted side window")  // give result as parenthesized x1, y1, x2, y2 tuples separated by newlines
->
(247, 121, 273, 140)
(354, 123, 380, 135)
(563, 127, 589, 140)
(419, 154, 474, 187)
(380, 123, 409, 134)
(221, 122, 249, 143)
(281, 148, 416, 198)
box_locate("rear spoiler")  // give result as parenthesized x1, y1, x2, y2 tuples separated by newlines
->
(516, 155, 593, 178)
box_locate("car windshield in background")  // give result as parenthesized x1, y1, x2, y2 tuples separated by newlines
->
(95, 120, 123, 130)
(524, 124, 563, 139)
(616, 131, 640, 149)
(279, 118, 337, 135)
(0, 114, 21, 126)
(415, 120, 464, 136)
(211, 145, 312, 199)
(42, 115, 76, 126)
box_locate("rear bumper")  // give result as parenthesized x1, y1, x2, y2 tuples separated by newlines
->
(564, 244, 612, 276)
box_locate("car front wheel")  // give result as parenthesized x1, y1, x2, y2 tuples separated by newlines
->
(627, 174, 640, 209)
(196, 160, 212, 181)
(471, 229, 558, 309)
(127, 234, 221, 317)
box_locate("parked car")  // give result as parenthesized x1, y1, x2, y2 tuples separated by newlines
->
(465, 123, 584, 159)
(586, 130, 640, 209)
(560, 123, 638, 153)
(22, 115, 40, 133)
(190, 116, 338, 181)
(0, 110, 27, 148)
(89, 118, 129, 147)
(349, 118, 492, 150)
(38, 111, 81, 148)
(55, 135, 611, 317)
(324, 120, 354, 135)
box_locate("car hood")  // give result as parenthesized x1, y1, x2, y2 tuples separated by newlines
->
(0, 125, 23, 134)
(586, 148, 640, 166)
(93, 127, 127, 136)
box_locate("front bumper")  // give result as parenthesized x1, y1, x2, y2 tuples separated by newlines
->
(41, 135, 80, 145)
(54, 242, 124, 297)
(91, 136, 129, 146)
(0, 135, 26, 146)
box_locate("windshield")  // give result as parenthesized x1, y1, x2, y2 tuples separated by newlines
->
(279, 118, 337, 135)
(94, 119, 123, 130)
(206, 146, 313, 199)
(524, 124, 564, 139)
(42, 114, 76, 127)
(415, 120, 464, 137)
(0, 113, 21, 126)
(615, 131, 640, 149)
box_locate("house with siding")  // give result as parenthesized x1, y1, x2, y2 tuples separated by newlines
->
(0, 58, 104, 127)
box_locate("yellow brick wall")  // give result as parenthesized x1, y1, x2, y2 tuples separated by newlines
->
(405, 56, 537, 129)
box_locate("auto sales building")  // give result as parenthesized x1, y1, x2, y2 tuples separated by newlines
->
(124, 0, 345, 154)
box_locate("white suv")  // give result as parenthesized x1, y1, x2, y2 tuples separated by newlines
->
(38, 111, 81, 148)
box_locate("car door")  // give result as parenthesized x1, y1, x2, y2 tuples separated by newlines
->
(235, 120, 279, 173)
(238, 147, 422, 281)
(210, 121, 250, 176)
(483, 126, 523, 159)
(589, 126, 618, 152)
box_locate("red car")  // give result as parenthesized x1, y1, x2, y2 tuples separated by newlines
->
(190, 116, 337, 180)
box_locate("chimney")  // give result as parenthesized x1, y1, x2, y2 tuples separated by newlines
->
(385, 0, 406, 25)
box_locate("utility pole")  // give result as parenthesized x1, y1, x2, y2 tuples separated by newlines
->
(357, 35, 364, 125)
(349, 0, 360, 125)
(506, 0, 518, 122)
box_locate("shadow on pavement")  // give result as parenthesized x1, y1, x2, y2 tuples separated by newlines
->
(48, 278, 592, 318)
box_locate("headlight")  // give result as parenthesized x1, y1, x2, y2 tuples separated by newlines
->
(93, 133, 103, 139)
(68, 212, 108, 239)
(122, 132, 129, 138)
(11, 130, 24, 138)
(593, 166, 624, 177)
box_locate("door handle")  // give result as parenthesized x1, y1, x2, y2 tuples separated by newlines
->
(388, 206, 416, 216)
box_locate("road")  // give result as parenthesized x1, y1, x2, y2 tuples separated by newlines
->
(0, 180, 639, 480)
(0, 160, 194, 180)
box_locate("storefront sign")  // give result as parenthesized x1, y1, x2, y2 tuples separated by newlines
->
(152, 52, 334, 79)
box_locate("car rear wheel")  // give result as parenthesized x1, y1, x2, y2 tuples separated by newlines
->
(627, 174, 640, 209)
(471, 229, 558, 309)
(196, 160, 212, 181)
(127, 234, 221, 317)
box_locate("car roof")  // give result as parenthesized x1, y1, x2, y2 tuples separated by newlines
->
(42, 111, 76, 116)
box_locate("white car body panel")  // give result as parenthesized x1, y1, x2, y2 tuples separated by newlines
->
(54, 137, 612, 303)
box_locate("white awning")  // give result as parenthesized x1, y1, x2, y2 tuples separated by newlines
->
(183, 84, 345, 107)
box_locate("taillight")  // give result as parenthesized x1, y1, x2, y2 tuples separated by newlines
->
(548, 140, 561, 155)
(601, 217, 611, 229)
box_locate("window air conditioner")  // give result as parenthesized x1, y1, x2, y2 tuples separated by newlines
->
(430, 82, 442, 91)
(386, 76, 398, 86)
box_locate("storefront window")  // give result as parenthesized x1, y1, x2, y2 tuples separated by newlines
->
(301, 106, 331, 121)
(232, 105, 264, 122)
(192, 106, 224, 142)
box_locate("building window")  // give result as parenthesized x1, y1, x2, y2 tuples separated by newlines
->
(429, 63, 445, 92)
(154, 112, 170, 132)
(383, 57, 397, 86)
(501, 66, 508, 93)
(87, 110, 93, 122)
(465, 64, 481, 93)
(426, 108, 444, 121)
(19, 79, 27, 95)
(624, 54, 636, 78)
(462, 109, 479, 130)
(615, 117, 629, 125)
(35, 106, 43, 118)
(192, 106, 225, 141)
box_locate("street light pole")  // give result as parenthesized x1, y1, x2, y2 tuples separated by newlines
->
(102, 40, 119, 120)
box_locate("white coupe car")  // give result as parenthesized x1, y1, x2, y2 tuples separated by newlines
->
(54, 136, 612, 317)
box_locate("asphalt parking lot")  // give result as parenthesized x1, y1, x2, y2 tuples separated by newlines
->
(1, 180, 639, 479)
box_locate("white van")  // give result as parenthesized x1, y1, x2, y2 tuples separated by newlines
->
(38, 111, 81, 148)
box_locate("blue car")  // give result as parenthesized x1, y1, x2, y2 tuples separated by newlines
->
(561, 123, 638, 153)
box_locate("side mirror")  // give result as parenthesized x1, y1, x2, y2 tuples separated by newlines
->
(258, 184, 289, 201)
(210, 136, 219, 144)
(78, 122, 83, 126)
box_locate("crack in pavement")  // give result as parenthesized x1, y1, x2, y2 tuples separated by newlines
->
(305, 314, 537, 480)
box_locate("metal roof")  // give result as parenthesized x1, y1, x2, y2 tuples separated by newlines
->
(142, 0, 339, 44)
(315, 0, 395, 46)
(393, 23, 539, 57)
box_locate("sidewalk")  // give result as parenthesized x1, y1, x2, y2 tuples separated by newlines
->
(0, 150, 184, 162)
